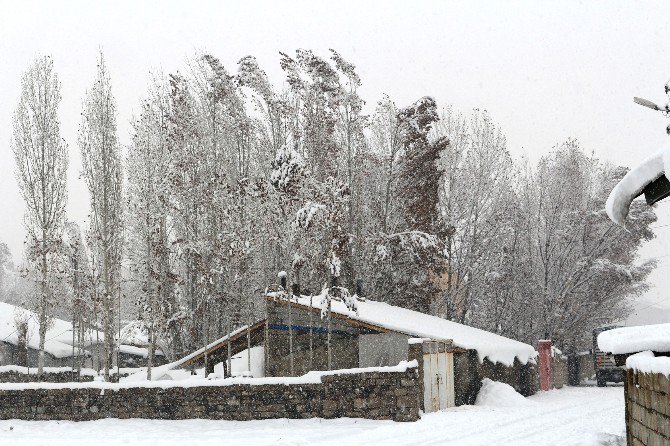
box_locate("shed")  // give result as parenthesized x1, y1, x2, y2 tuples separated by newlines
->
(160, 293, 537, 406)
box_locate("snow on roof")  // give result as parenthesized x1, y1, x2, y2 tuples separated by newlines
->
(597, 323, 670, 355)
(291, 294, 537, 366)
(119, 344, 164, 358)
(626, 351, 670, 376)
(606, 143, 670, 226)
(125, 324, 254, 381)
(0, 301, 154, 360)
(0, 301, 91, 358)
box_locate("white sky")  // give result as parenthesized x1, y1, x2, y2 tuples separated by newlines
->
(1, 0, 670, 319)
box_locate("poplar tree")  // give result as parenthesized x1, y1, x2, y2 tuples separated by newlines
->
(78, 52, 123, 380)
(12, 55, 68, 374)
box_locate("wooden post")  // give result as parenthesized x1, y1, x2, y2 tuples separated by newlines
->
(288, 287, 294, 376)
(309, 294, 314, 370)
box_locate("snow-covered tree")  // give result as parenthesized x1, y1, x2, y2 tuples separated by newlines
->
(78, 52, 123, 380)
(127, 77, 179, 379)
(11, 55, 68, 374)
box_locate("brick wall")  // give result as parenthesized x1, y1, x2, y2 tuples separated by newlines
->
(0, 366, 420, 422)
(625, 369, 670, 445)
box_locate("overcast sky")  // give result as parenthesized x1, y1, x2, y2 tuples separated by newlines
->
(1, 0, 670, 319)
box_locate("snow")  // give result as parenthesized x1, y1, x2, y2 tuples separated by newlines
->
(0, 301, 92, 358)
(474, 378, 532, 407)
(0, 386, 624, 446)
(597, 323, 670, 354)
(229, 346, 264, 377)
(0, 302, 162, 360)
(126, 324, 255, 381)
(118, 344, 164, 358)
(606, 142, 670, 226)
(626, 351, 670, 377)
(291, 294, 537, 366)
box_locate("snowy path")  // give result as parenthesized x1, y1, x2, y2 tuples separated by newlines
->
(0, 386, 625, 446)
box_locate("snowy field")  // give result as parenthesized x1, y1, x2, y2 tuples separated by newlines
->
(0, 385, 624, 446)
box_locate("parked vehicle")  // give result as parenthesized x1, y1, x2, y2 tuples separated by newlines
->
(592, 326, 626, 387)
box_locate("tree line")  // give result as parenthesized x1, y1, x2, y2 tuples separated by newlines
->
(7, 50, 655, 378)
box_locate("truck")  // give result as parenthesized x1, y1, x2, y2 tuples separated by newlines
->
(592, 326, 626, 387)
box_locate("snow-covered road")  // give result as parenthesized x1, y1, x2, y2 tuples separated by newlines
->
(0, 386, 625, 446)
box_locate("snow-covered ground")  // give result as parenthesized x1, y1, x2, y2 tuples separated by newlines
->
(0, 386, 624, 446)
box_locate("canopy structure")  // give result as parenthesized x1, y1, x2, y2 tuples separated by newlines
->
(606, 142, 670, 226)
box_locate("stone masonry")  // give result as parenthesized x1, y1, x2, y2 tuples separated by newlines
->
(0, 366, 421, 422)
(625, 369, 670, 446)
(0, 370, 95, 383)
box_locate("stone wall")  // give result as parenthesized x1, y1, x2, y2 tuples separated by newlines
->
(453, 350, 537, 406)
(577, 352, 595, 381)
(625, 369, 670, 445)
(0, 370, 94, 383)
(265, 299, 371, 376)
(552, 355, 568, 389)
(0, 366, 420, 422)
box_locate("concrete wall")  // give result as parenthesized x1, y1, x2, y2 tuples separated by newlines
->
(625, 368, 670, 445)
(0, 367, 421, 422)
(359, 333, 409, 368)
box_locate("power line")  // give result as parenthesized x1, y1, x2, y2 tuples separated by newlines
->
(633, 295, 670, 313)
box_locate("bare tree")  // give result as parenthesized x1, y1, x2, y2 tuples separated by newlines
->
(12, 55, 68, 374)
(79, 52, 124, 380)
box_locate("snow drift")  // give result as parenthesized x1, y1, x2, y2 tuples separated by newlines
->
(474, 378, 531, 407)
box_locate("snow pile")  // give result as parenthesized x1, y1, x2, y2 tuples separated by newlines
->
(291, 294, 537, 366)
(606, 142, 670, 226)
(230, 346, 264, 377)
(474, 378, 531, 407)
(626, 351, 670, 377)
(597, 323, 670, 354)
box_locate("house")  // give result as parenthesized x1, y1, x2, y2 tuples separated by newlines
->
(158, 292, 538, 407)
(0, 301, 90, 368)
(0, 301, 166, 370)
(117, 322, 167, 368)
(597, 324, 670, 445)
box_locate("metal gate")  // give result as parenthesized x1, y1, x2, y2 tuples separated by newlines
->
(422, 340, 455, 412)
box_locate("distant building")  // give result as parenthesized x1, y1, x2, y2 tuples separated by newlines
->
(0, 301, 166, 370)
